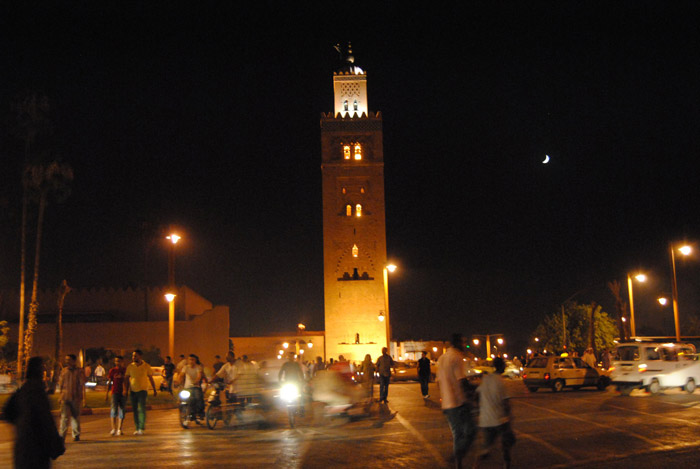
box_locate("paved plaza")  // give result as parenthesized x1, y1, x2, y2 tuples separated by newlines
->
(3, 380, 700, 468)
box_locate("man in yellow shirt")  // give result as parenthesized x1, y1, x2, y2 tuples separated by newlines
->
(124, 349, 157, 435)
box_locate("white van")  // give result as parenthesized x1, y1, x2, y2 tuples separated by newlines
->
(610, 341, 700, 395)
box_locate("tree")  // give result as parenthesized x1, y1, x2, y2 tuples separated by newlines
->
(50, 280, 71, 392)
(532, 302, 617, 355)
(22, 160, 74, 369)
(12, 92, 52, 379)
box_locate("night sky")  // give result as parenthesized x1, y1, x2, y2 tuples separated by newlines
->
(2, 2, 700, 353)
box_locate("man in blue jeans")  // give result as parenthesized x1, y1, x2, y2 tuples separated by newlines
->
(375, 347, 395, 404)
(437, 334, 477, 469)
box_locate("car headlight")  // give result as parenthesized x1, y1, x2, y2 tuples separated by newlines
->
(179, 390, 191, 400)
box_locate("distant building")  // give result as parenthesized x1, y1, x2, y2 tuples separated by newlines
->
(0, 285, 229, 367)
(229, 331, 325, 363)
(321, 45, 389, 362)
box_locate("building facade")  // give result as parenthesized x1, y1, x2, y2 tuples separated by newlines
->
(321, 47, 389, 362)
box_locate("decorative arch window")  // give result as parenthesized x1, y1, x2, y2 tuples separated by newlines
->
(360, 187, 365, 194)
(355, 204, 362, 217)
(346, 204, 352, 217)
(342, 187, 346, 194)
(353, 99, 358, 111)
(352, 244, 359, 257)
(343, 100, 348, 111)
(354, 144, 362, 160)
(343, 145, 351, 160)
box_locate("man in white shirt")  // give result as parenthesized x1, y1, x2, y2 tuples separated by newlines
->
(215, 352, 239, 402)
(474, 357, 514, 469)
(437, 334, 477, 469)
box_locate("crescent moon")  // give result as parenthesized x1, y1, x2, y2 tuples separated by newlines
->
(542, 154, 550, 164)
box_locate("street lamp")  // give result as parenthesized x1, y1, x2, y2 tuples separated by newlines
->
(383, 264, 397, 349)
(658, 297, 668, 306)
(165, 293, 176, 359)
(670, 244, 692, 342)
(472, 334, 504, 360)
(627, 272, 647, 338)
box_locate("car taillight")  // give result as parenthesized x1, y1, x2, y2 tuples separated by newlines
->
(608, 366, 615, 372)
(522, 373, 527, 379)
(544, 373, 550, 381)
(638, 364, 647, 373)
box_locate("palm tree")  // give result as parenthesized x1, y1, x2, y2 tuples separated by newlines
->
(12, 92, 51, 379)
(22, 160, 73, 369)
(50, 280, 71, 392)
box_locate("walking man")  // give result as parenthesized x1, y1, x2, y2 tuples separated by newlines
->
(162, 356, 175, 395)
(58, 354, 85, 441)
(375, 347, 395, 404)
(437, 334, 477, 469)
(125, 349, 157, 435)
(474, 357, 514, 469)
(418, 350, 432, 398)
(105, 356, 126, 436)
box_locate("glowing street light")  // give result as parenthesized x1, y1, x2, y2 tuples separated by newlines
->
(383, 264, 397, 349)
(658, 297, 668, 306)
(671, 244, 692, 342)
(472, 334, 504, 360)
(165, 293, 176, 359)
(627, 272, 647, 338)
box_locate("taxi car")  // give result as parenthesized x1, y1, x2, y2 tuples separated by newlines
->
(523, 355, 610, 392)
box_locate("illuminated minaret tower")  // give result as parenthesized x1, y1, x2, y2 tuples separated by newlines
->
(321, 44, 388, 361)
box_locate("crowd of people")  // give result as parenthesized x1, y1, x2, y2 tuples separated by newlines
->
(3, 343, 523, 468)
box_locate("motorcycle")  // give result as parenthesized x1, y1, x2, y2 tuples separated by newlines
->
(279, 382, 303, 428)
(205, 381, 270, 430)
(179, 388, 203, 428)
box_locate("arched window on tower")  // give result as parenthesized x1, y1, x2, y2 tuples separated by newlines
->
(353, 99, 358, 111)
(355, 204, 362, 217)
(354, 144, 362, 160)
(343, 145, 351, 160)
(352, 244, 359, 257)
(346, 204, 352, 217)
(343, 100, 348, 111)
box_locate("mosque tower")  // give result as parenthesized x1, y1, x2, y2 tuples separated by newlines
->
(321, 44, 389, 361)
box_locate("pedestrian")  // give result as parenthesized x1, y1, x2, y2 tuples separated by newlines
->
(582, 348, 597, 369)
(473, 357, 515, 469)
(125, 349, 157, 435)
(58, 353, 85, 442)
(601, 349, 612, 370)
(3, 356, 65, 468)
(213, 355, 224, 373)
(375, 347, 395, 404)
(94, 361, 106, 384)
(361, 354, 375, 400)
(437, 334, 477, 469)
(105, 355, 127, 436)
(418, 350, 432, 398)
(162, 356, 175, 394)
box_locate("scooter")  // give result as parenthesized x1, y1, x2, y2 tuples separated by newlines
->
(178, 388, 203, 428)
(279, 382, 303, 428)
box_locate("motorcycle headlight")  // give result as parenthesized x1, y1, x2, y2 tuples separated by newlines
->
(179, 390, 191, 400)
(280, 383, 300, 403)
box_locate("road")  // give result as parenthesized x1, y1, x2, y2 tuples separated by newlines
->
(3, 380, 700, 468)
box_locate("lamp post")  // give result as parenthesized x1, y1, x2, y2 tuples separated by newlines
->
(165, 232, 181, 359)
(627, 273, 647, 338)
(670, 244, 691, 342)
(165, 293, 176, 359)
(473, 334, 504, 360)
(382, 264, 397, 350)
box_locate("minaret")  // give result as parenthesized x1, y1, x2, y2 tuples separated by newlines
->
(321, 44, 388, 362)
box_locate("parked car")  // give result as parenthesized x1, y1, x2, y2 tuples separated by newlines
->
(391, 360, 436, 382)
(475, 360, 522, 379)
(523, 355, 610, 392)
(610, 341, 700, 395)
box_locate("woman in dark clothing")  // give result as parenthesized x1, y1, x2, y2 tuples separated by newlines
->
(3, 357, 65, 468)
